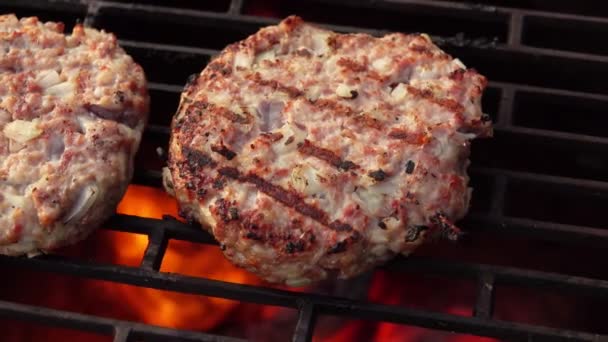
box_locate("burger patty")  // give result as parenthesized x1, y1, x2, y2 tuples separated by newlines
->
(0, 15, 148, 255)
(166, 16, 491, 285)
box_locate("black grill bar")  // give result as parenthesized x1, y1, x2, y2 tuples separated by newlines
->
(0, 300, 243, 342)
(473, 273, 495, 319)
(228, 0, 244, 15)
(1, 254, 606, 342)
(140, 226, 167, 271)
(112, 326, 131, 342)
(106, 215, 216, 245)
(292, 301, 316, 342)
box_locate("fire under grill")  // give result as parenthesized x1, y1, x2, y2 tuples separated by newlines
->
(1, 0, 608, 341)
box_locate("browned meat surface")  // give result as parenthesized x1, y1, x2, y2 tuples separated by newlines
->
(0, 15, 149, 255)
(165, 16, 491, 285)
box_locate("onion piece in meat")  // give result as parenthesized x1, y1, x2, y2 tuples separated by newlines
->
(3, 119, 42, 143)
(63, 185, 99, 224)
(257, 100, 284, 132)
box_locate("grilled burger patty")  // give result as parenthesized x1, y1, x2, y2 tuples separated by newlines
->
(0, 15, 148, 255)
(166, 16, 491, 285)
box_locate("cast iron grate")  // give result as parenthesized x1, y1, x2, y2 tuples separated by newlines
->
(0, 0, 607, 341)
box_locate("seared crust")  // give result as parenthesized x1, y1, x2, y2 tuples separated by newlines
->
(0, 15, 148, 255)
(166, 16, 491, 285)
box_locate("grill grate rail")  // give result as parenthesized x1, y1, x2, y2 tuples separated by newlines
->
(0, 0, 607, 341)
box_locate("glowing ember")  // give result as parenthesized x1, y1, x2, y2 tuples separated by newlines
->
(2, 185, 591, 341)
(113, 185, 262, 330)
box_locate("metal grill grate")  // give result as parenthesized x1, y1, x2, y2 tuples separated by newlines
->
(0, 0, 607, 341)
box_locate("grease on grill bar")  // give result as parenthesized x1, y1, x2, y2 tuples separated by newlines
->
(0, 0, 608, 341)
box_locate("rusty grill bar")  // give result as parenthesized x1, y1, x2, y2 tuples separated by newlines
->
(0, 0, 607, 341)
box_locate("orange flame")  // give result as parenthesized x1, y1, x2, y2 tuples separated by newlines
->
(113, 185, 261, 330)
(2, 185, 525, 341)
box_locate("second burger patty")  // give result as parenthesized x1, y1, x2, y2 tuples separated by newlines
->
(165, 16, 492, 285)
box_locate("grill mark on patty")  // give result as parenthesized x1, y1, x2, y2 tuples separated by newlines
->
(211, 143, 236, 160)
(247, 73, 303, 98)
(297, 139, 358, 171)
(189, 101, 251, 124)
(313, 99, 355, 116)
(216, 198, 239, 222)
(353, 113, 383, 130)
(337, 57, 367, 72)
(260, 132, 284, 143)
(181, 147, 217, 171)
(410, 44, 434, 56)
(406, 86, 464, 114)
(207, 61, 232, 76)
(218, 166, 353, 232)
(387, 128, 428, 145)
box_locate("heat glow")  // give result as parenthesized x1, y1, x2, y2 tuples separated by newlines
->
(114, 185, 262, 330)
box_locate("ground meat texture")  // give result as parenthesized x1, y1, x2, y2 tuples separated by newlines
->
(0, 15, 149, 256)
(165, 16, 491, 286)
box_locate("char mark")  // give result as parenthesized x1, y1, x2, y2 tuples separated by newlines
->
(368, 169, 387, 181)
(327, 240, 347, 254)
(260, 132, 284, 142)
(248, 73, 303, 98)
(211, 143, 237, 160)
(207, 61, 232, 76)
(184, 73, 199, 90)
(329, 221, 353, 232)
(218, 167, 353, 232)
(313, 99, 355, 117)
(285, 241, 305, 254)
(406, 86, 464, 114)
(245, 232, 263, 240)
(216, 198, 239, 223)
(189, 101, 251, 124)
(387, 128, 427, 145)
(297, 140, 357, 171)
(405, 160, 416, 174)
(182, 147, 217, 171)
(406, 225, 428, 242)
(430, 212, 462, 241)
(336, 57, 367, 72)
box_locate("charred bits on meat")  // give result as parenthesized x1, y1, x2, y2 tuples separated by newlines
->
(216, 198, 239, 223)
(217, 166, 240, 179)
(328, 221, 353, 232)
(185, 73, 198, 89)
(377, 221, 387, 230)
(182, 147, 217, 171)
(338, 160, 356, 171)
(285, 241, 305, 254)
(430, 212, 462, 241)
(405, 160, 416, 174)
(213, 179, 225, 190)
(405, 225, 428, 242)
(297, 139, 358, 172)
(113, 91, 125, 104)
(245, 232, 263, 240)
(229, 207, 239, 220)
(368, 169, 387, 181)
(327, 240, 347, 254)
(211, 143, 237, 160)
